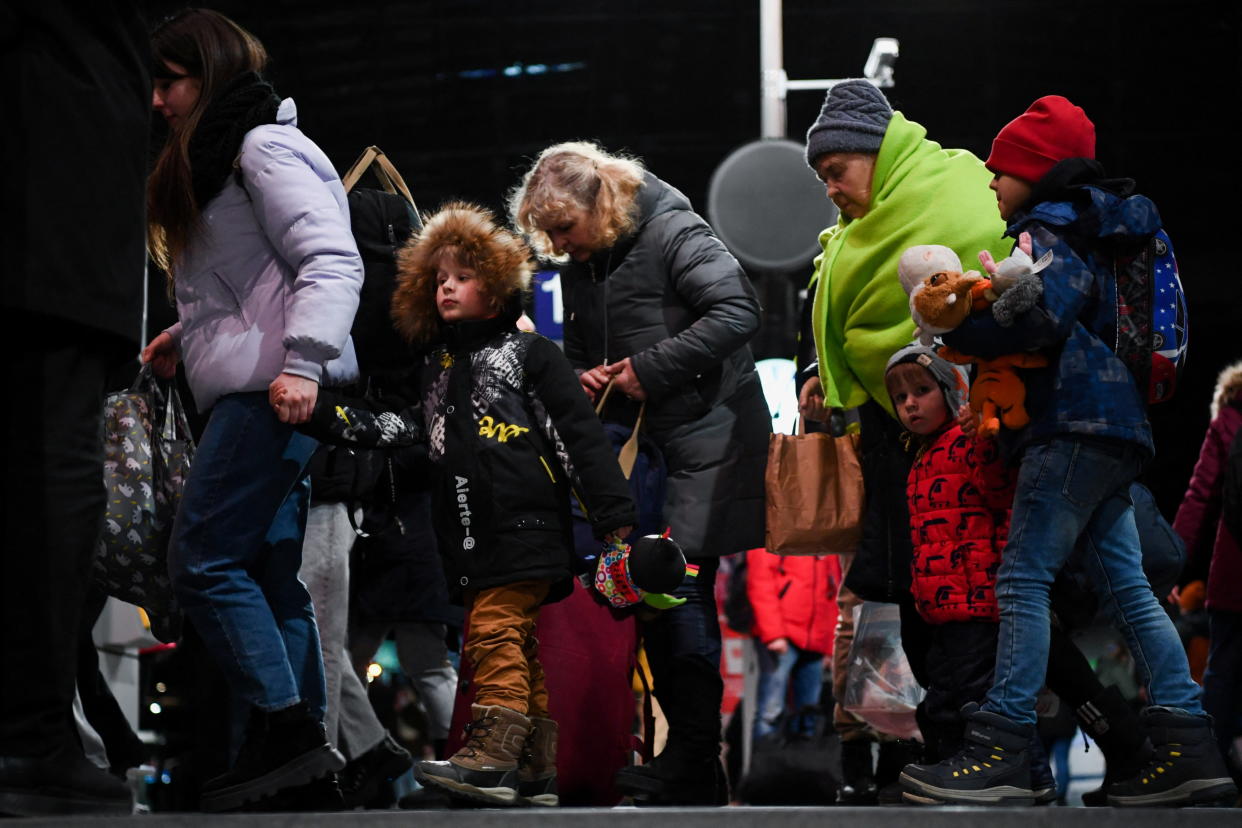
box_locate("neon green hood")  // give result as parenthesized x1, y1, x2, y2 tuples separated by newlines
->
(810, 111, 1009, 416)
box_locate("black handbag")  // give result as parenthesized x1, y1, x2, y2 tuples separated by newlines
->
(94, 365, 194, 642)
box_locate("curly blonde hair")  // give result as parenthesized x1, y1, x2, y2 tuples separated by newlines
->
(1211, 360, 1242, 419)
(391, 202, 532, 345)
(508, 141, 645, 261)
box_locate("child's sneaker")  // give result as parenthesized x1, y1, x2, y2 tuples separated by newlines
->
(899, 704, 1035, 805)
(1106, 707, 1238, 807)
(517, 717, 559, 806)
(415, 704, 529, 807)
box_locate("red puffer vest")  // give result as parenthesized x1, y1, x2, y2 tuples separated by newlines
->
(746, 548, 841, 655)
(907, 425, 1015, 624)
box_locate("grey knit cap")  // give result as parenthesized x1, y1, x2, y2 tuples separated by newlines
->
(805, 79, 894, 168)
(885, 343, 969, 415)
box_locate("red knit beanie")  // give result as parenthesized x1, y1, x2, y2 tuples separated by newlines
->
(986, 95, 1096, 184)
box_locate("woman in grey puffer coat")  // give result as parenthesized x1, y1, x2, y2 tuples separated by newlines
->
(140, 9, 361, 811)
(511, 141, 770, 805)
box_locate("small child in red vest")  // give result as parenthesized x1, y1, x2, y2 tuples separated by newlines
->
(883, 345, 1017, 763)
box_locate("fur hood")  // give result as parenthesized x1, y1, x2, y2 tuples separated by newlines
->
(1212, 360, 1242, 419)
(392, 201, 533, 344)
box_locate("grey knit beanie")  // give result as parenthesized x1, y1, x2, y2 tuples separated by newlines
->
(805, 79, 894, 168)
(885, 343, 969, 415)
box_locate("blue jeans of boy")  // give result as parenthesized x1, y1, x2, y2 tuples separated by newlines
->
(985, 435, 1202, 727)
(168, 391, 324, 720)
(754, 643, 824, 740)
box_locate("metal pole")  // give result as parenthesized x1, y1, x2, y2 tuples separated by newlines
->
(759, 0, 786, 138)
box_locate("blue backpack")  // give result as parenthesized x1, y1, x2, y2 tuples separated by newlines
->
(1111, 228, 1188, 404)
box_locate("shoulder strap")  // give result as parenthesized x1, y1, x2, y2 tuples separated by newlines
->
(595, 379, 643, 479)
(342, 145, 418, 211)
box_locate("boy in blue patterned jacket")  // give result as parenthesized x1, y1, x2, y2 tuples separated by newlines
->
(900, 96, 1236, 807)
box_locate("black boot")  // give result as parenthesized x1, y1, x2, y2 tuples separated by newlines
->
(1107, 707, 1238, 807)
(899, 703, 1034, 806)
(1075, 686, 1154, 806)
(199, 701, 345, 812)
(616, 660, 728, 806)
(0, 749, 131, 817)
(836, 739, 878, 805)
(339, 732, 413, 809)
(616, 740, 729, 806)
(876, 740, 921, 805)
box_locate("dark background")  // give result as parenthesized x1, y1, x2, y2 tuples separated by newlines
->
(139, 0, 1242, 529)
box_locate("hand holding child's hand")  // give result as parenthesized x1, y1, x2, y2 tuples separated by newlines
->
(270, 373, 318, 424)
(579, 364, 614, 402)
(610, 358, 646, 401)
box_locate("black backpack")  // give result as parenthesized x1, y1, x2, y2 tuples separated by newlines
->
(310, 147, 422, 530)
(340, 146, 422, 385)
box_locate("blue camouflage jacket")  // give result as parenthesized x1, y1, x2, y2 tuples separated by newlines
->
(942, 186, 1156, 457)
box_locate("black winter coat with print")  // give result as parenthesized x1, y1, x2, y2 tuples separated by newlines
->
(307, 313, 635, 602)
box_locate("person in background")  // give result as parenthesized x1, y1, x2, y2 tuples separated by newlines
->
(299, 451, 414, 809)
(1172, 359, 1242, 792)
(141, 8, 363, 811)
(0, 0, 149, 816)
(511, 141, 771, 805)
(745, 548, 840, 743)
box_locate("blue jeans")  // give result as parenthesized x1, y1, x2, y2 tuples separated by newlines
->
(985, 436, 1202, 727)
(754, 642, 824, 740)
(168, 392, 324, 719)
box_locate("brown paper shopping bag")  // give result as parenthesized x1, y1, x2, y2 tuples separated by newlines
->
(764, 419, 864, 555)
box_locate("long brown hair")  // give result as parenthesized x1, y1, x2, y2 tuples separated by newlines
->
(147, 8, 268, 275)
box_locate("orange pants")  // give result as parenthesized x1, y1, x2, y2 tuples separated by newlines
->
(464, 579, 551, 717)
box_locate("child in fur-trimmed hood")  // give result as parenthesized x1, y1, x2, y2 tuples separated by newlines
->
(305, 201, 635, 807)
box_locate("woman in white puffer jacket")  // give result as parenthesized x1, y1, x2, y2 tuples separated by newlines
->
(140, 8, 361, 812)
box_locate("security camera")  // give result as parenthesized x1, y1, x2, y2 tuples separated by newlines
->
(864, 37, 899, 88)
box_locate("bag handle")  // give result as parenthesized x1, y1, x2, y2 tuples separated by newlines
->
(341, 145, 418, 211)
(594, 378, 644, 480)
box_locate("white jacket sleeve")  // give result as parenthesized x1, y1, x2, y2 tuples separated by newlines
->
(239, 127, 363, 381)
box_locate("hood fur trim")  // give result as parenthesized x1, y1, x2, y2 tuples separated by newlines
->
(1212, 360, 1242, 419)
(392, 201, 533, 344)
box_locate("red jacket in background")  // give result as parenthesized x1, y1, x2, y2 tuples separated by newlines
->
(746, 548, 841, 655)
(907, 424, 1015, 624)
(1173, 402, 1242, 613)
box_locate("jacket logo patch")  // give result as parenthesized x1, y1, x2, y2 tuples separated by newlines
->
(478, 416, 529, 443)
(455, 475, 474, 550)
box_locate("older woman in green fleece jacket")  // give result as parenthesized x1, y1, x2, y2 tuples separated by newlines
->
(796, 79, 1009, 805)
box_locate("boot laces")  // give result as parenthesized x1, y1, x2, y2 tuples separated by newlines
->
(461, 714, 497, 758)
(942, 737, 1013, 778)
(1131, 740, 1183, 785)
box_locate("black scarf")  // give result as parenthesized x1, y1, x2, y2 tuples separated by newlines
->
(187, 72, 281, 209)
